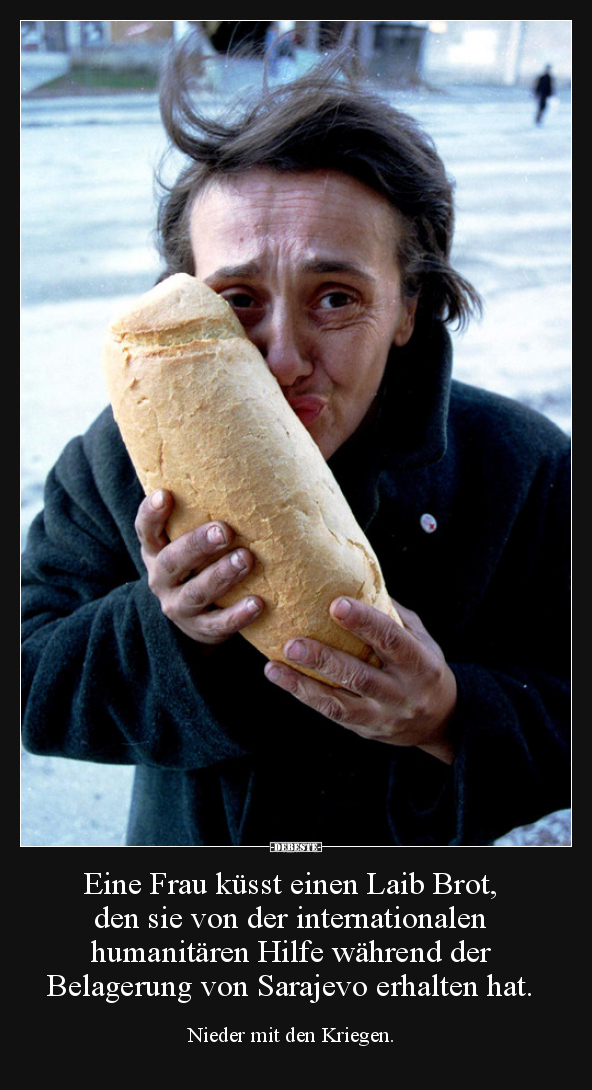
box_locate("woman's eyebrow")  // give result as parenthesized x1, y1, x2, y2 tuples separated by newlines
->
(303, 259, 374, 282)
(203, 258, 375, 284)
(204, 261, 261, 282)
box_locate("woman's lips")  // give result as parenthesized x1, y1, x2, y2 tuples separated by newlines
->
(285, 395, 327, 428)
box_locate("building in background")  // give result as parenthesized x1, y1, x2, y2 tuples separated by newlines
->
(422, 20, 571, 86)
(20, 20, 572, 88)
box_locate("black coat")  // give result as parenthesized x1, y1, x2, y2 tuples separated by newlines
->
(534, 73, 554, 103)
(21, 321, 571, 845)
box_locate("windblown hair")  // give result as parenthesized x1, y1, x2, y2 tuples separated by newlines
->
(156, 41, 481, 329)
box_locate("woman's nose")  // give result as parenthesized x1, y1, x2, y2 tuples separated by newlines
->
(253, 308, 313, 388)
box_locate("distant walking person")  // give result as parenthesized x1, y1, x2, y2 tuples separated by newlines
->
(533, 64, 555, 124)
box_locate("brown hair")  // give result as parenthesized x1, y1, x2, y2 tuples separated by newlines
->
(156, 42, 481, 329)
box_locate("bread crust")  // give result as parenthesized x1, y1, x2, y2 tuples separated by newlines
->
(103, 273, 400, 680)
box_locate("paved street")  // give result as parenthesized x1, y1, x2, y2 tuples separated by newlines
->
(21, 68, 571, 846)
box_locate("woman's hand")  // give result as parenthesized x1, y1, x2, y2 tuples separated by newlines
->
(264, 596, 457, 764)
(135, 489, 263, 644)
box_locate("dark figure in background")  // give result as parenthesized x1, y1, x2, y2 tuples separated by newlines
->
(533, 64, 555, 124)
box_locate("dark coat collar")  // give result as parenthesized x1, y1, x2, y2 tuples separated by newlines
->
(380, 318, 453, 470)
(328, 319, 453, 482)
(326, 320, 453, 531)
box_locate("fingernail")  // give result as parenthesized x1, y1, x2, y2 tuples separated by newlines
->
(286, 639, 306, 662)
(207, 524, 226, 546)
(333, 597, 352, 619)
(151, 490, 165, 510)
(265, 664, 281, 682)
(230, 550, 247, 571)
(246, 597, 261, 614)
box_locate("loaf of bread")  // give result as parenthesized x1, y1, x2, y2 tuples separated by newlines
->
(102, 273, 400, 680)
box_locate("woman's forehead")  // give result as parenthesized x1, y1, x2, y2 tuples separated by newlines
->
(193, 166, 395, 216)
(190, 168, 402, 274)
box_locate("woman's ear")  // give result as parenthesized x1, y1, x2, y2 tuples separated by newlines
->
(392, 292, 419, 347)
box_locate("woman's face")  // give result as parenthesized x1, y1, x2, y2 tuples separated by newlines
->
(190, 168, 417, 459)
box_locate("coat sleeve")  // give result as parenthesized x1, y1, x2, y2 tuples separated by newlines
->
(21, 410, 248, 770)
(386, 434, 571, 846)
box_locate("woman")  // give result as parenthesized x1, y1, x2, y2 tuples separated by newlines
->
(22, 49, 570, 845)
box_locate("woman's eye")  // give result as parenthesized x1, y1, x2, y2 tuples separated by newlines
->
(318, 291, 354, 310)
(225, 292, 257, 310)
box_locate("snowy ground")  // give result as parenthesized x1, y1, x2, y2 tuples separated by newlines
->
(20, 69, 571, 847)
